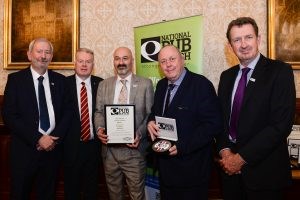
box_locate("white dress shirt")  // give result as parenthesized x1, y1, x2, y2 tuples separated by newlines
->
(31, 67, 55, 135)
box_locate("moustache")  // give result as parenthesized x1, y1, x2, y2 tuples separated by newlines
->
(41, 58, 49, 62)
(117, 64, 127, 69)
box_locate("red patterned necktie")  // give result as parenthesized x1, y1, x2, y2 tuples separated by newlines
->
(229, 68, 251, 140)
(80, 82, 90, 141)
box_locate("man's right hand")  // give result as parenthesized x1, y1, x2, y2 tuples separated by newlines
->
(37, 135, 59, 151)
(147, 120, 160, 141)
(97, 128, 108, 144)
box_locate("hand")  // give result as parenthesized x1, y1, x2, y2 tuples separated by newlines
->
(147, 121, 160, 141)
(97, 128, 108, 144)
(219, 152, 245, 175)
(127, 132, 141, 148)
(169, 144, 178, 156)
(38, 135, 59, 151)
(220, 149, 234, 158)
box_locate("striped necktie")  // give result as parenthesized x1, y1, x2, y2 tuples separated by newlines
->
(80, 82, 90, 141)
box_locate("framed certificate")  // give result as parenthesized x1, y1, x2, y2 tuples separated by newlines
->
(105, 105, 135, 143)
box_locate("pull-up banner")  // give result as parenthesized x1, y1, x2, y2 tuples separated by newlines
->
(134, 15, 204, 88)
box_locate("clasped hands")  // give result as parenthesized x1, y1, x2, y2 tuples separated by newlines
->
(219, 149, 245, 175)
(97, 128, 141, 148)
(37, 135, 59, 151)
(147, 120, 177, 156)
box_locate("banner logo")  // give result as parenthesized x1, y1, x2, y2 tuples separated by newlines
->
(141, 37, 161, 63)
(110, 107, 129, 115)
(140, 32, 192, 63)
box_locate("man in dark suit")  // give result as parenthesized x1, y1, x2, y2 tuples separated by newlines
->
(147, 44, 223, 200)
(63, 48, 103, 200)
(95, 47, 154, 200)
(2, 38, 72, 200)
(217, 17, 296, 200)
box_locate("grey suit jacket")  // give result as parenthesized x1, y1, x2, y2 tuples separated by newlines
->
(94, 74, 154, 156)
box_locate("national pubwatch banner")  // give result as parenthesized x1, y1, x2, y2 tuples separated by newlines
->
(134, 15, 204, 200)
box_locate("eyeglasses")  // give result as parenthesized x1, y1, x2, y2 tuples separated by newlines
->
(159, 57, 177, 65)
(76, 59, 93, 65)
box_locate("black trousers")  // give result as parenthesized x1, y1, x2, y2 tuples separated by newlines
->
(160, 184, 208, 200)
(10, 150, 61, 200)
(221, 172, 284, 200)
(64, 141, 100, 200)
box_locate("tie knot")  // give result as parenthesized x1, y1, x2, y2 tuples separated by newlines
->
(81, 82, 85, 86)
(38, 76, 44, 82)
(242, 68, 250, 76)
(168, 84, 175, 91)
(120, 79, 126, 85)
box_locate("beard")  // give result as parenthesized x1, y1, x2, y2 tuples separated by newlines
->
(116, 64, 128, 75)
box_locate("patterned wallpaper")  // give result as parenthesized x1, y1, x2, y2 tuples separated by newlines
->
(0, 0, 299, 96)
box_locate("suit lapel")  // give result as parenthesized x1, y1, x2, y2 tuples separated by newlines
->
(108, 77, 117, 103)
(48, 70, 58, 114)
(91, 76, 98, 108)
(129, 74, 138, 104)
(69, 75, 80, 119)
(24, 67, 39, 115)
(224, 66, 240, 122)
(243, 55, 268, 105)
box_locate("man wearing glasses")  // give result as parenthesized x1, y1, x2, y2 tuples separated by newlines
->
(147, 45, 223, 200)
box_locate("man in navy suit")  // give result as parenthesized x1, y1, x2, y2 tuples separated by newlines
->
(63, 48, 103, 200)
(147, 45, 223, 200)
(2, 38, 72, 200)
(217, 17, 295, 200)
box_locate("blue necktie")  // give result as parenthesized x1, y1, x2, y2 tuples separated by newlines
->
(163, 84, 175, 116)
(38, 76, 50, 132)
(229, 68, 250, 140)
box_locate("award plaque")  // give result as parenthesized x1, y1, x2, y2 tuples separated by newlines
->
(152, 116, 178, 153)
(105, 104, 135, 143)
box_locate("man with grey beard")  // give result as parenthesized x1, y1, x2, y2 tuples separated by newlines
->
(94, 47, 154, 200)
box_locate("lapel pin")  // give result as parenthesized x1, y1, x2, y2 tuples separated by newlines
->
(249, 78, 256, 82)
(51, 82, 55, 85)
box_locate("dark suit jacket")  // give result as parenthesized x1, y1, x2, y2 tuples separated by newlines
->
(63, 75, 103, 165)
(2, 67, 72, 168)
(217, 54, 295, 190)
(148, 68, 223, 187)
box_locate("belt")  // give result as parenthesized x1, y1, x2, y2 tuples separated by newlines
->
(79, 139, 95, 144)
(107, 143, 128, 148)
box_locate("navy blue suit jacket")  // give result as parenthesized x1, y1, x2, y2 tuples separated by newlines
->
(63, 75, 102, 165)
(2, 67, 72, 167)
(148, 68, 223, 187)
(217, 54, 295, 189)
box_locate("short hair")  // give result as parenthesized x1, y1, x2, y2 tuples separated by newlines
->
(158, 44, 182, 58)
(76, 48, 94, 57)
(226, 17, 259, 42)
(28, 38, 54, 53)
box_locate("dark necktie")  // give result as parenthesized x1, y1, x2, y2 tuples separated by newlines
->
(229, 68, 251, 140)
(38, 76, 50, 132)
(80, 82, 90, 141)
(163, 84, 175, 116)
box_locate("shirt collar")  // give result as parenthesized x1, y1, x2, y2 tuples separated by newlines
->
(30, 66, 49, 81)
(168, 68, 186, 86)
(239, 53, 260, 71)
(117, 73, 132, 83)
(75, 74, 91, 85)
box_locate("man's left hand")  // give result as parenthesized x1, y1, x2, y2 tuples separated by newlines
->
(219, 153, 245, 175)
